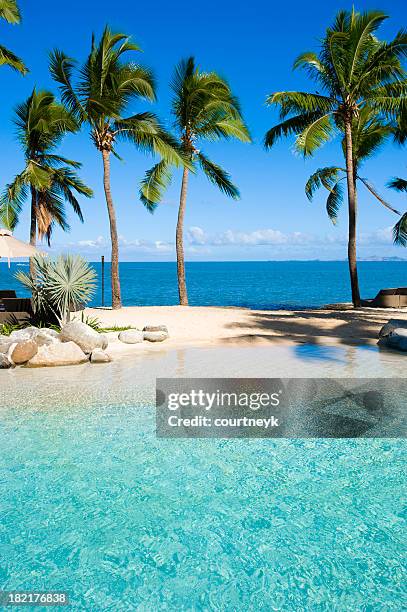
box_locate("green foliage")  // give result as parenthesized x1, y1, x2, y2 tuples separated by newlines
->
(49, 27, 186, 167)
(388, 177, 407, 192)
(16, 254, 97, 326)
(265, 9, 406, 156)
(0, 320, 26, 336)
(141, 56, 250, 208)
(393, 213, 407, 247)
(0, 0, 27, 74)
(0, 89, 93, 240)
(79, 312, 133, 333)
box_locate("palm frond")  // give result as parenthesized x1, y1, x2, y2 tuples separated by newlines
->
(0, 44, 27, 74)
(139, 160, 172, 212)
(387, 177, 407, 192)
(295, 113, 335, 156)
(358, 176, 400, 214)
(393, 213, 407, 247)
(198, 153, 239, 199)
(326, 181, 344, 223)
(0, 0, 21, 23)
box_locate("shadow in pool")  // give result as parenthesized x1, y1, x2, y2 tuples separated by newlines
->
(293, 344, 345, 362)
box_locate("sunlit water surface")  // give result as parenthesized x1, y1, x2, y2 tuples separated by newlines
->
(1, 345, 406, 610)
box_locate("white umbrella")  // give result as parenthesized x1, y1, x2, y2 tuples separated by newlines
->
(0, 228, 43, 267)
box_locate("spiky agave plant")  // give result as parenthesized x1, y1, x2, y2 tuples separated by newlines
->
(16, 254, 96, 326)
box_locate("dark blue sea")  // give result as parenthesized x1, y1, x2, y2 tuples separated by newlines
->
(1, 260, 406, 310)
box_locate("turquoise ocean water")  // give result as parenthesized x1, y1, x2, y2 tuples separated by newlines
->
(1, 260, 406, 309)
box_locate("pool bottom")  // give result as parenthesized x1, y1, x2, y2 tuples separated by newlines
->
(0, 345, 405, 610)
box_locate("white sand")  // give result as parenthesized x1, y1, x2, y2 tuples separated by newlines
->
(82, 305, 407, 358)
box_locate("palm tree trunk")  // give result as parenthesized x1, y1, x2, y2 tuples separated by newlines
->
(102, 149, 121, 310)
(29, 187, 37, 277)
(344, 118, 361, 307)
(176, 166, 189, 305)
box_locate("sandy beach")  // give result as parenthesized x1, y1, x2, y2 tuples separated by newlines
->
(82, 305, 407, 357)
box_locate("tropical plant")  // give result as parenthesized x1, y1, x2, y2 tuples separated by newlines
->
(0, 0, 27, 74)
(16, 254, 97, 326)
(50, 27, 187, 310)
(264, 8, 407, 306)
(141, 57, 251, 304)
(0, 89, 93, 261)
(388, 175, 407, 246)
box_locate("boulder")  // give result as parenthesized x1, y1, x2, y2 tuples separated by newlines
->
(11, 340, 38, 365)
(378, 329, 407, 352)
(118, 329, 144, 344)
(0, 354, 13, 369)
(27, 341, 88, 367)
(90, 348, 112, 364)
(9, 326, 39, 343)
(379, 319, 407, 338)
(35, 329, 60, 347)
(100, 334, 109, 350)
(143, 330, 169, 342)
(60, 320, 107, 354)
(143, 324, 168, 333)
(0, 341, 13, 354)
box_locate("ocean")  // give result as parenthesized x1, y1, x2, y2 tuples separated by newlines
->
(1, 260, 406, 310)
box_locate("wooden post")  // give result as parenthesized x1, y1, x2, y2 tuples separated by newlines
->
(101, 255, 105, 307)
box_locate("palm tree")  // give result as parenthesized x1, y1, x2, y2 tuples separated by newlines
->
(0, 0, 27, 74)
(0, 89, 93, 272)
(50, 27, 186, 310)
(264, 9, 407, 306)
(140, 57, 251, 305)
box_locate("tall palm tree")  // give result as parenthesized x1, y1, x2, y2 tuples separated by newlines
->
(0, 89, 92, 269)
(264, 9, 407, 306)
(50, 27, 186, 310)
(0, 0, 27, 74)
(140, 57, 251, 305)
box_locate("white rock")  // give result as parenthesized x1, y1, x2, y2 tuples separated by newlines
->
(118, 330, 144, 344)
(143, 331, 169, 342)
(35, 329, 60, 347)
(60, 320, 107, 354)
(379, 319, 407, 338)
(0, 340, 13, 354)
(27, 341, 88, 367)
(90, 348, 112, 363)
(9, 327, 39, 342)
(143, 324, 168, 333)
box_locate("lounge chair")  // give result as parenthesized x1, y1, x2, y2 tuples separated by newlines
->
(0, 293, 32, 325)
(361, 287, 407, 308)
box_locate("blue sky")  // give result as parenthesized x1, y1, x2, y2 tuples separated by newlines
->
(0, 0, 406, 261)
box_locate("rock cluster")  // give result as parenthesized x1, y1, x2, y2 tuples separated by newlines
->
(118, 324, 169, 344)
(0, 321, 111, 369)
(378, 319, 407, 352)
(0, 320, 170, 369)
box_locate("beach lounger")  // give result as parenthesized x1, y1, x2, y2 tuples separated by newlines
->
(361, 287, 407, 308)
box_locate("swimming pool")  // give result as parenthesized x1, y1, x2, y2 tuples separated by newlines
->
(1, 346, 406, 610)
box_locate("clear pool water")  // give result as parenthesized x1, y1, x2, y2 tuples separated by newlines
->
(1, 346, 406, 610)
